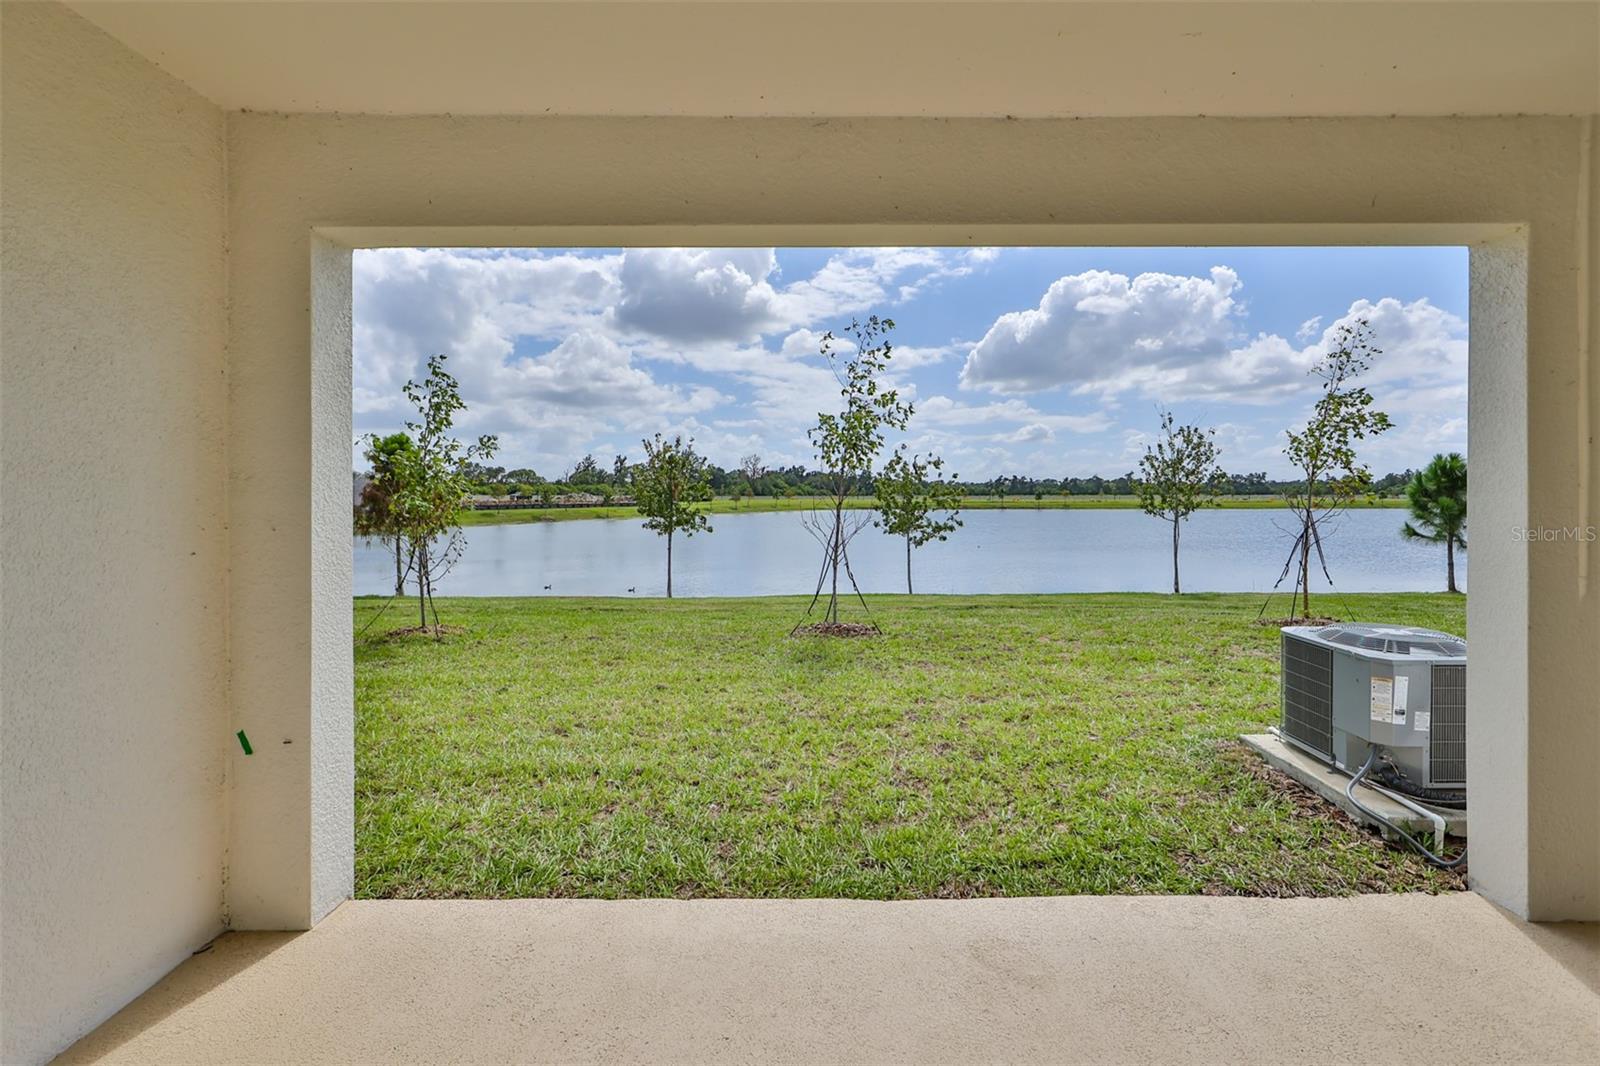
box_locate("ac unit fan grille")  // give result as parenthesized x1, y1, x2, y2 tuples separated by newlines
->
(1282, 636, 1334, 757)
(1430, 663, 1467, 785)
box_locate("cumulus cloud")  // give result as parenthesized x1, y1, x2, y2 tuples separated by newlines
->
(960, 264, 1464, 416)
(1005, 423, 1055, 444)
(960, 267, 1245, 394)
(609, 246, 995, 347)
(1148, 296, 1467, 406)
(612, 248, 783, 343)
(353, 247, 620, 415)
(498, 331, 723, 416)
(915, 395, 1112, 434)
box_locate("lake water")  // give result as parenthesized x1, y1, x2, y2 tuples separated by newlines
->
(354, 507, 1465, 597)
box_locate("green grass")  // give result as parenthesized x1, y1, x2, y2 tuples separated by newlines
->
(355, 592, 1465, 900)
(457, 494, 1407, 526)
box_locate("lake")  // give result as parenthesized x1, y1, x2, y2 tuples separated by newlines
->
(354, 507, 1464, 598)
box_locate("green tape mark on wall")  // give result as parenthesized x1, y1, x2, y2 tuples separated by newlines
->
(236, 730, 253, 755)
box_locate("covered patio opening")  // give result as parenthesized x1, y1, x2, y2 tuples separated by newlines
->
(345, 240, 1478, 902)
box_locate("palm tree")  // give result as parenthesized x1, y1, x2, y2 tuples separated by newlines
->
(1401, 452, 1467, 593)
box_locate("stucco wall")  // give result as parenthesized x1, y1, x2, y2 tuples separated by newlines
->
(226, 111, 1596, 925)
(0, 5, 228, 1063)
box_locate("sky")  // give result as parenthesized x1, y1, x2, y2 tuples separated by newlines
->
(352, 245, 1468, 481)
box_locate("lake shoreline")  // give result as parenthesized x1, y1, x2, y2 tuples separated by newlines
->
(458, 493, 1407, 527)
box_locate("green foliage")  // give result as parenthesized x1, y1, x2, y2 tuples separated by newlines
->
(375, 354, 498, 631)
(633, 433, 713, 597)
(803, 317, 913, 625)
(354, 432, 417, 539)
(809, 318, 911, 495)
(1280, 320, 1393, 616)
(873, 448, 962, 594)
(355, 432, 418, 596)
(567, 453, 603, 484)
(1402, 452, 1467, 592)
(1137, 411, 1226, 594)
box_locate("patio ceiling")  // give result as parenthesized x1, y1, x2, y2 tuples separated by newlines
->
(66, 1, 1600, 118)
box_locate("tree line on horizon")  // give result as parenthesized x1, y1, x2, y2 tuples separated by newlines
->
(439, 458, 1427, 503)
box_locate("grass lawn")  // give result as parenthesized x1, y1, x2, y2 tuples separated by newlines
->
(355, 592, 1465, 900)
(457, 493, 1406, 526)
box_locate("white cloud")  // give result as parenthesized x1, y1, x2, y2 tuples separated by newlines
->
(353, 247, 621, 416)
(498, 331, 723, 416)
(960, 267, 1244, 394)
(1151, 296, 1466, 406)
(915, 395, 1113, 434)
(612, 248, 783, 343)
(1334, 297, 1467, 389)
(608, 246, 994, 348)
(1005, 423, 1055, 444)
(959, 263, 1465, 422)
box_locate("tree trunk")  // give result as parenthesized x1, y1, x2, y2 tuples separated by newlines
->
(393, 538, 405, 597)
(666, 530, 673, 598)
(1299, 511, 1313, 620)
(906, 535, 913, 595)
(416, 547, 428, 629)
(1171, 516, 1181, 595)
(1446, 537, 1457, 593)
(828, 504, 842, 622)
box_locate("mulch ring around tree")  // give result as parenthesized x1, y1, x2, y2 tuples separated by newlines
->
(792, 621, 880, 638)
(378, 624, 467, 641)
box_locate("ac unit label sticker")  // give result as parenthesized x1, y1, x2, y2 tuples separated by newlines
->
(1370, 677, 1394, 723)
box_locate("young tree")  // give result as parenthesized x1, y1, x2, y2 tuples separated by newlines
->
(379, 354, 498, 634)
(1137, 411, 1225, 594)
(873, 448, 962, 594)
(353, 431, 417, 596)
(634, 433, 712, 597)
(1277, 320, 1393, 618)
(1402, 452, 1467, 593)
(800, 317, 912, 628)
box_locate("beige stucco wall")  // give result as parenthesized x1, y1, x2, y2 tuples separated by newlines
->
(0, 4, 228, 1063)
(1, 2, 1595, 1059)
(227, 111, 1597, 926)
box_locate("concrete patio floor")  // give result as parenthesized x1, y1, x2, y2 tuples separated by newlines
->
(58, 893, 1598, 1065)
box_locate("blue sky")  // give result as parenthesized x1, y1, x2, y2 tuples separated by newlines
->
(353, 246, 1467, 480)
